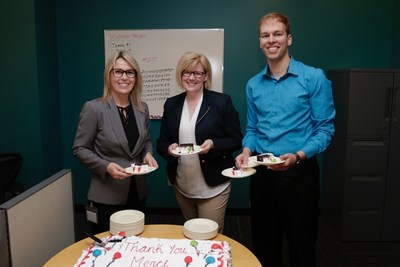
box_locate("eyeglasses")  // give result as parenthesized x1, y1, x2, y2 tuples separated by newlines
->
(112, 68, 136, 78)
(182, 71, 205, 78)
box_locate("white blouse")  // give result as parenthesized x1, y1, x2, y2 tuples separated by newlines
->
(175, 95, 229, 198)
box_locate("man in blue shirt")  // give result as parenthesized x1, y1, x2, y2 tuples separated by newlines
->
(235, 12, 335, 267)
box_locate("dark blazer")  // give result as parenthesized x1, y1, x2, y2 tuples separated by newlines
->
(73, 97, 153, 205)
(157, 89, 243, 186)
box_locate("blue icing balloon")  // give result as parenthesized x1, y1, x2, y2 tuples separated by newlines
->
(205, 256, 215, 264)
(93, 249, 102, 257)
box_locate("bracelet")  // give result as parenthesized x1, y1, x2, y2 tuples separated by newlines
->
(294, 152, 301, 165)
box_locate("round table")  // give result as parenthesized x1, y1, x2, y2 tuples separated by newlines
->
(44, 224, 261, 267)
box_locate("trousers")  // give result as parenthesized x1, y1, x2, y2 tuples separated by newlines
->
(250, 157, 320, 267)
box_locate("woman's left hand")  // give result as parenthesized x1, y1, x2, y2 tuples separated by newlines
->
(107, 162, 132, 179)
(199, 139, 214, 154)
(143, 152, 159, 169)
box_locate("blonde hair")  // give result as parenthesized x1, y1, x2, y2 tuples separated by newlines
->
(175, 51, 212, 90)
(102, 50, 144, 112)
(259, 12, 291, 35)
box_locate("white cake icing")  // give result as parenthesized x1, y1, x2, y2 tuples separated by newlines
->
(232, 167, 242, 176)
(131, 163, 149, 173)
(73, 232, 232, 267)
(178, 143, 194, 154)
(257, 153, 279, 163)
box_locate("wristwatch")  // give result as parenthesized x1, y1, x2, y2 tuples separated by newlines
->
(294, 152, 301, 165)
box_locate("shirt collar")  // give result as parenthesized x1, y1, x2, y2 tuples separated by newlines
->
(264, 56, 299, 78)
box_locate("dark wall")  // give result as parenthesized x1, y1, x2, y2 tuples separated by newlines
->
(392, 0, 400, 66)
(1, 0, 62, 189)
(1, 0, 399, 208)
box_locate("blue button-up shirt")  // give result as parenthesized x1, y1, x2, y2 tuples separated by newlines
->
(242, 57, 335, 158)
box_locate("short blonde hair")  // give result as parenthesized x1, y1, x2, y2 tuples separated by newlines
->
(175, 51, 212, 90)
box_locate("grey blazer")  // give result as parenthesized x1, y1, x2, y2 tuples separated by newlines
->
(73, 97, 153, 205)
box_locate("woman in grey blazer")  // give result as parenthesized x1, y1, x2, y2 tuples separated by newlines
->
(73, 50, 158, 234)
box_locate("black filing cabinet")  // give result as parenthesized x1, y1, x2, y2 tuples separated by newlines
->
(322, 69, 400, 241)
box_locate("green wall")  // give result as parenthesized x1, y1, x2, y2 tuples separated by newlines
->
(1, 0, 62, 189)
(1, 0, 399, 208)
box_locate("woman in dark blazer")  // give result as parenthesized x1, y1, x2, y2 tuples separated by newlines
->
(157, 51, 242, 233)
(73, 50, 158, 234)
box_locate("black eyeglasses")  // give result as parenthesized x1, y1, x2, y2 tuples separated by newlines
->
(182, 71, 205, 78)
(112, 68, 136, 78)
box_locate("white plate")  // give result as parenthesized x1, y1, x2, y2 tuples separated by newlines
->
(249, 154, 285, 166)
(183, 218, 218, 239)
(124, 166, 156, 175)
(221, 167, 256, 178)
(110, 210, 145, 236)
(110, 209, 145, 224)
(242, 159, 259, 168)
(171, 145, 203, 156)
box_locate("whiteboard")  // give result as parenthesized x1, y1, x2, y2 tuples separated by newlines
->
(104, 29, 224, 119)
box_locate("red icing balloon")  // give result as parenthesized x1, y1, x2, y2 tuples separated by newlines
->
(118, 231, 126, 236)
(184, 256, 193, 263)
(113, 252, 122, 259)
(211, 243, 222, 250)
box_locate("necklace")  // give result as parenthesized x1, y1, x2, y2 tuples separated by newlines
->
(186, 93, 201, 114)
(187, 99, 199, 112)
(117, 105, 130, 124)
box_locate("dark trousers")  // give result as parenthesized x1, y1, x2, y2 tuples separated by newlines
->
(89, 176, 146, 235)
(250, 157, 320, 267)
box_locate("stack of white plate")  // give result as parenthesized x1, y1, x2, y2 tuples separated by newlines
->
(109, 209, 145, 236)
(183, 218, 219, 240)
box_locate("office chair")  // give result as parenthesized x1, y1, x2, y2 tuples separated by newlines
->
(0, 153, 23, 204)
